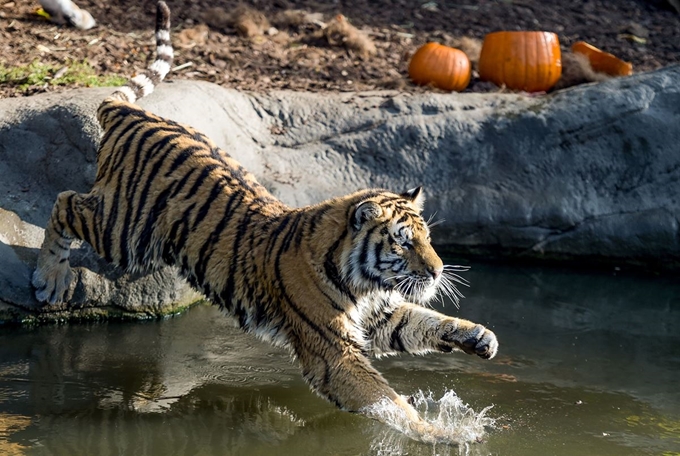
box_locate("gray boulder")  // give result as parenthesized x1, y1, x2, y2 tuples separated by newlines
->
(1, 65, 678, 321)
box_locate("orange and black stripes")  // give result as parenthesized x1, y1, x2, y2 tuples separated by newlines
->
(34, 1, 495, 427)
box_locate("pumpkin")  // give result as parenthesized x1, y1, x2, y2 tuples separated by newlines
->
(478, 31, 562, 92)
(408, 42, 471, 92)
(571, 41, 633, 77)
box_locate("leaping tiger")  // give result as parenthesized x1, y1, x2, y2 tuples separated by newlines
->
(32, 1, 498, 440)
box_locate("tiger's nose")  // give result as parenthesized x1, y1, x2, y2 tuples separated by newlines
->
(429, 267, 443, 280)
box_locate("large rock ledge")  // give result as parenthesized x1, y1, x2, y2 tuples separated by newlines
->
(1, 65, 678, 322)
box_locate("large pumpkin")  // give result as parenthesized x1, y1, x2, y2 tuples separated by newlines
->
(572, 41, 633, 77)
(479, 31, 562, 92)
(408, 42, 471, 92)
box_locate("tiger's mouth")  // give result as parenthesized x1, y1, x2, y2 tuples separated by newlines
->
(384, 274, 439, 304)
(382, 264, 470, 306)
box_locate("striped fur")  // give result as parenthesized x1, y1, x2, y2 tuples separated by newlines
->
(107, 1, 173, 104)
(32, 1, 498, 440)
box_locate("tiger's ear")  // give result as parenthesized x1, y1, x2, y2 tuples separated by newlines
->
(353, 201, 383, 230)
(401, 186, 425, 213)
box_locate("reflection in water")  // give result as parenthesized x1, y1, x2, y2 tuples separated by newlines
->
(0, 263, 679, 455)
(12, 385, 309, 455)
(0, 413, 30, 456)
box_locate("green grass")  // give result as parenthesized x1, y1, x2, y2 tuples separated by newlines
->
(0, 59, 127, 92)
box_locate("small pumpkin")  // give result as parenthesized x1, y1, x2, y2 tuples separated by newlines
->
(571, 41, 633, 77)
(408, 42, 471, 92)
(479, 31, 562, 92)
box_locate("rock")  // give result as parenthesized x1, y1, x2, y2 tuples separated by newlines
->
(1, 65, 678, 322)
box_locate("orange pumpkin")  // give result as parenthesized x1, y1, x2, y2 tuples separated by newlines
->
(408, 42, 471, 92)
(479, 31, 562, 92)
(571, 41, 633, 77)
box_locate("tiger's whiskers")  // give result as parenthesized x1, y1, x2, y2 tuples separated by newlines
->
(438, 265, 470, 308)
(425, 212, 445, 229)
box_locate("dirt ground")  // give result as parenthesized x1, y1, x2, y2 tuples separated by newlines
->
(1, 0, 679, 98)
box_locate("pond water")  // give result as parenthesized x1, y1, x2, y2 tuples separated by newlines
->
(1, 263, 679, 456)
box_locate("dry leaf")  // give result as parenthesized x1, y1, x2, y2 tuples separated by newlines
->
(178, 24, 209, 48)
(322, 14, 376, 57)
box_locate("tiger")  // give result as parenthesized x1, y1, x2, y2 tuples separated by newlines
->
(32, 1, 498, 440)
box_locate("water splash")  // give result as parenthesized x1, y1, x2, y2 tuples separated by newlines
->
(363, 389, 495, 451)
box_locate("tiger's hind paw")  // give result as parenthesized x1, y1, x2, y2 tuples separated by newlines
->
(32, 263, 74, 305)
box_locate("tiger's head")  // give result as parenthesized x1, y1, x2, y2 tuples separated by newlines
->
(343, 187, 462, 305)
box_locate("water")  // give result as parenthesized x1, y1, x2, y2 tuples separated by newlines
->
(1, 263, 679, 455)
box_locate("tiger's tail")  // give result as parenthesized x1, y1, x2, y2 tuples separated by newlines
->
(107, 1, 173, 103)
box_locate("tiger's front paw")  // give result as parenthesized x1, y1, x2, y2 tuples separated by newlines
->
(439, 320, 498, 359)
(32, 263, 74, 306)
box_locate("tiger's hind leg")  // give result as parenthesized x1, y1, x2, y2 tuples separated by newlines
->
(32, 190, 101, 305)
